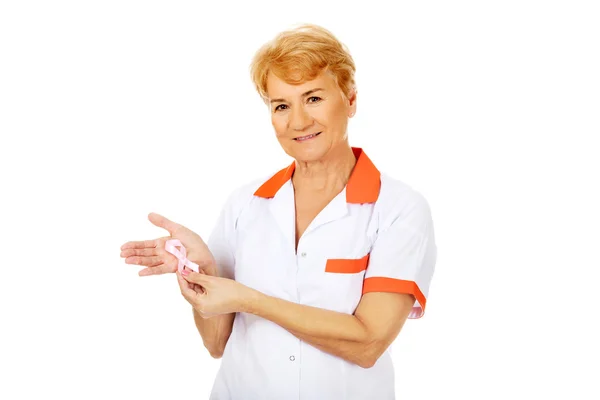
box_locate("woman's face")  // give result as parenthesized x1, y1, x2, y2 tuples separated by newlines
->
(266, 70, 356, 163)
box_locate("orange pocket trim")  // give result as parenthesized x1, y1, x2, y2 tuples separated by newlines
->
(325, 253, 370, 274)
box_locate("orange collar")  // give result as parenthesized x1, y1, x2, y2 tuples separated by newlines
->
(254, 147, 380, 203)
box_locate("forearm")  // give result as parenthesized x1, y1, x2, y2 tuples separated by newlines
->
(244, 291, 375, 366)
(286, 327, 376, 367)
(193, 309, 235, 358)
(188, 261, 235, 358)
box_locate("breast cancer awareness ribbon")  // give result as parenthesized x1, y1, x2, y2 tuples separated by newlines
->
(164, 239, 199, 273)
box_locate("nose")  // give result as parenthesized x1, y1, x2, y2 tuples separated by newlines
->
(289, 105, 313, 131)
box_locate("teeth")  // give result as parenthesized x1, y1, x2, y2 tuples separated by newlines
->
(296, 133, 319, 141)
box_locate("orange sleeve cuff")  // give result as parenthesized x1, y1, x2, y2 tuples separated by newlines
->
(362, 277, 427, 316)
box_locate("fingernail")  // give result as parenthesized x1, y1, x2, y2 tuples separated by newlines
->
(181, 268, 190, 276)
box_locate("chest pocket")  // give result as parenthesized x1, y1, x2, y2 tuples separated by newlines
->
(317, 252, 370, 314)
(302, 215, 376, 314)
(325, 254, 370, 274)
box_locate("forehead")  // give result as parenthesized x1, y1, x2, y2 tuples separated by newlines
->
(266, 70, 337, 100)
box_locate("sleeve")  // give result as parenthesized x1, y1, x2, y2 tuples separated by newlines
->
(206, 190, 240, 280)
(363, 193, 438, 319)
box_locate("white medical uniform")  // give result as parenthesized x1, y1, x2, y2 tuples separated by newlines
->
(206, 147, 437, 400)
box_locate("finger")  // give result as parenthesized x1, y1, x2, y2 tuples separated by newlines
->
(189, 282, 206, 295)
(176, 271, 198, 302)
(120, 248, 157, 258)
(124, 255, 163, 267)
(148, 213, 182, 235)
(138, 263, 176, 276)
(182, 270, 213, 286)
(120, 239, 158, 251)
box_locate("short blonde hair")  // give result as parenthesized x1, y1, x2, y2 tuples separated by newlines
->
(250, 24, 356, 103)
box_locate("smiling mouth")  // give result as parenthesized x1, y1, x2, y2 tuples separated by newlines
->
(294, 132, 322, 141)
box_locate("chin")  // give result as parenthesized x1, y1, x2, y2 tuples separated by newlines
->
(285, 144, 327, 163)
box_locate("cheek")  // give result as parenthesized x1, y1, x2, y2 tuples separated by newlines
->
(271, 116, 287, 137)
(331, 105, 349, 125)
(315, 103, 343, 127)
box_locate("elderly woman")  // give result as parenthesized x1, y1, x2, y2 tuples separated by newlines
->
(121, 24, 437, 400)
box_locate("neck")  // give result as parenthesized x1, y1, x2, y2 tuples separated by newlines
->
(292, 144, 356, 194)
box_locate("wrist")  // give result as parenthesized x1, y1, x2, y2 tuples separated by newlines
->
(205, 263, 218, 276)
(240, 286, 265, 314)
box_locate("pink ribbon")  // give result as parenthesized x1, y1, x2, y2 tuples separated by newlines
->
(164, 239, 199, 273)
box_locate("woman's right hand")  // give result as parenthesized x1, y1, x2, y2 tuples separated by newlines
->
(120, 212, 217, 277)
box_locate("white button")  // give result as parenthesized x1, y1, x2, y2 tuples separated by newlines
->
(289, 355, 295, 361)
(300, 252, 307, 257)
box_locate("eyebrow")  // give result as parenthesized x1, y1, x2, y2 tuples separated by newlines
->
(269, 88, 324, 104)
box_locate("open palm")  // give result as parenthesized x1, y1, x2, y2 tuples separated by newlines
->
(120, 212, 216, 277)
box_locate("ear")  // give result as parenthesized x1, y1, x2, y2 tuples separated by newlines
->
(347, 87, 357, 117)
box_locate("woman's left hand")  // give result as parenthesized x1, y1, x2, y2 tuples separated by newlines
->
(176, 269, 255, 318)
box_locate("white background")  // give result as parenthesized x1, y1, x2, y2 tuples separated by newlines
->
(1, 0, 599, 399)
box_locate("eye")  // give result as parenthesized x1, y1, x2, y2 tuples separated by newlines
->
(307, 96, 322, 103)
(274, 104, 288, 112)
